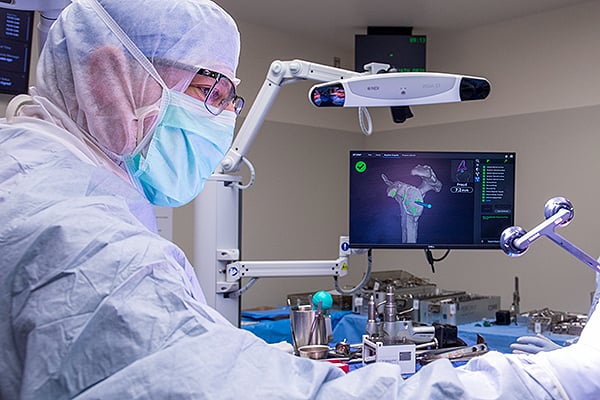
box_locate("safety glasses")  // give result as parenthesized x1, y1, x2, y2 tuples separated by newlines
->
(193, 68, 244, 116)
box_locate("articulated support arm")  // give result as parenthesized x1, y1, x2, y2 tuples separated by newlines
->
(226, 257, 349, 281)
(220, 60, 361, 174)
(225, 235, 353, 282)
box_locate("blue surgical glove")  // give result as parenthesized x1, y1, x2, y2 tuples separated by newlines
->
(510, 333, 563, 354)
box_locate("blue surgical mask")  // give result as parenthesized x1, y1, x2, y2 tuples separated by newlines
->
(124, 88, 235, 207)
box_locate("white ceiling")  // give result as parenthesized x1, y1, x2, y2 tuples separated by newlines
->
(217, 0, 594, 51)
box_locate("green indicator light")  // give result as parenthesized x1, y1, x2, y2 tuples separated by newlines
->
(355, 161, 367, 173)
(390, 188, 397, 197)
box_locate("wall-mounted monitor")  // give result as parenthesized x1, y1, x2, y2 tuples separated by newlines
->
(349, 150, 516, 249)
(0, 8, 34, 95)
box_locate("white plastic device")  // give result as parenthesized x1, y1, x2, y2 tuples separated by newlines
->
(309, 72, 490, 108)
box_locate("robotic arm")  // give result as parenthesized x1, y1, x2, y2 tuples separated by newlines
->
(500, 197, 600, 273)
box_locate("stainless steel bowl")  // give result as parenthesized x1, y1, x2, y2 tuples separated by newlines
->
(298, 345, 330, 360)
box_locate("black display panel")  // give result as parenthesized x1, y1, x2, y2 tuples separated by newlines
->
(0, 8, 34, 95)
(355, 34, 426, 73)
(349, 151, 516, 249)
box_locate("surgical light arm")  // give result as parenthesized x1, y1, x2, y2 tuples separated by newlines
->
(500, 197, 600, 273)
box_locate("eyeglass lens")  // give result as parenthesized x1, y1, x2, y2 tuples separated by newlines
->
(205, 75, 238, 115)
(195, 69, 244, 115)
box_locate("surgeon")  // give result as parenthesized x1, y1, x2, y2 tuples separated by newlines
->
(1, 0, 600, 399)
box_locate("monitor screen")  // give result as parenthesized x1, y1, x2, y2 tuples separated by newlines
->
(0, 8, 34, 95)
(349, 150, 516, 249)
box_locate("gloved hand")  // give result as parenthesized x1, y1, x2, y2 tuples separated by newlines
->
(267, 341, 295, 354)
(510, 333, 563, 354)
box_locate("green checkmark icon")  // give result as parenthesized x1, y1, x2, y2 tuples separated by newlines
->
(355, 161, 367, 173)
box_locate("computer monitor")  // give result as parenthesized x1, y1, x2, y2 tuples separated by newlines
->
(0, 8, 34, 95)
(349, 150, 516, 249)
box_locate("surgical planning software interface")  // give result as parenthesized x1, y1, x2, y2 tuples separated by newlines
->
(349, 151, 516, 249)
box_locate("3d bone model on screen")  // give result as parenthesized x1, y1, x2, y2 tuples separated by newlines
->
(382, 165, 442, 243)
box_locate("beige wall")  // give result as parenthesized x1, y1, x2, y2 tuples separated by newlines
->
(367, 105, 600, 313)
(175, 1, 600, 312)
(3, 2, 599, 313)
(359, 1, 600, 313)
(393, 0, 600, 129)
